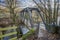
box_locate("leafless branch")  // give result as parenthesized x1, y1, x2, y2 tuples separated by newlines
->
(33, 0, 59, 25)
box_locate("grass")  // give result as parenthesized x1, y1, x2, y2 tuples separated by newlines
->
(21, 28, 35, 40)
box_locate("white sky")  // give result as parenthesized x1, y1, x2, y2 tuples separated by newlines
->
(18, 0, 36, 8)
(0, 0, 36, 8)
(20, 0, 54, 8)
(0, 0, 59, 8)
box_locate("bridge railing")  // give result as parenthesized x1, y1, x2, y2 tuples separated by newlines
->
(0, 25, 17, 40)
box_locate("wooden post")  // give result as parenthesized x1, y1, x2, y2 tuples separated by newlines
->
(0, 30, 3, 40)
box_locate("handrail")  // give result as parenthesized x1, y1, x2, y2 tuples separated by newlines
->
(0, 32, 17, 38)
(0, 26, 17, 31)
(0, 26, 17, 40)
(9, 37, 17, 40)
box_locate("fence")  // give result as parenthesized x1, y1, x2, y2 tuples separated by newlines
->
(0, 25, 17, 40)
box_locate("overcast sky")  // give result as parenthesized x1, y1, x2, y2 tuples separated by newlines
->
(19, 0, 54, 8)
(18, 0, 36, 8)
(0, 0, 36, 8)
(0, 0, 60, 8)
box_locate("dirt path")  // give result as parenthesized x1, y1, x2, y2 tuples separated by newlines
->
(19, 23, 60, 40)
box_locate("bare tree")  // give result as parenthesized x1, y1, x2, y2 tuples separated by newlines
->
(32, 0, 60, 33)
(0, 0, 21, 25)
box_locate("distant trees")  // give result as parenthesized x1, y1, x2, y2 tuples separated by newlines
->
(33, 0, 60, 25)
(0, 0, 21, 25)
(32, 0, 60, 33)
(5, 0, 17, 24)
